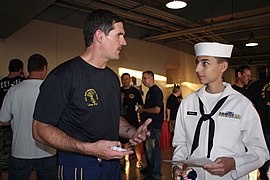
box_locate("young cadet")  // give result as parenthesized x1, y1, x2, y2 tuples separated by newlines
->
(32, 9, 151, 180)
(172, 42, 269, 180)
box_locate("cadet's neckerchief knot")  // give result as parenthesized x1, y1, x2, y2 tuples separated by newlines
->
(190, 96, 229, 158)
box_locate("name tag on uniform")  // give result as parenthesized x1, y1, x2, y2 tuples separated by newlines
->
(187, 111, 197, 116)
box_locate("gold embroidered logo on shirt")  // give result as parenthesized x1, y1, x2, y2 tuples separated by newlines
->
(129, 94, 134, 99)
(262, 82, 270, 106)
(84, 89, 98, 106)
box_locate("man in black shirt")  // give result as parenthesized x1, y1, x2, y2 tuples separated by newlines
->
(32, 10, 151, 180)
(231, 65, 252, 100)
(138, 70, 164, 180)
(248, 66, 270, 180)
(120, 73, 144, 170)
(166, 84, 182, 135)
(0, 59, 24, 180)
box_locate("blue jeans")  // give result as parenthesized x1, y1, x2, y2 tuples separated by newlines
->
(58, 152, 121, 180)
(8, 155, 57, 180)
(143, 127, 162, 179)
(259, 130, 270, 180)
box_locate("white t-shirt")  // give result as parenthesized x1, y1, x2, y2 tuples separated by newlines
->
(0, 79, 56, 159)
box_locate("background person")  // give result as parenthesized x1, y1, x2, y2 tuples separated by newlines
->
(120, 73, 144, 170)
(172, 42, 269, 180)
(0, 58, 25, 180)
(232, 65, 252, 100)
(0, 54, 57, 180)
(32, 9, 151, 180)
(166, 84, 182, 135)
(248, 65, 270, 180)
(138, 70, 164, 180)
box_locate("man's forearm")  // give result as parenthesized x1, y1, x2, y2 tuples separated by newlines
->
(119, 116, 136, 140)
(141, 106, 161, 114)
(166, 109, 170, 120)
(32, 119, 93, 155)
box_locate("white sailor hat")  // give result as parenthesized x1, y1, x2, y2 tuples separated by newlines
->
(194, 42, 233, 58)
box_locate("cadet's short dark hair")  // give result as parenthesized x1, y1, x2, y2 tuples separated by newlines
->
(8, 59, 23, 72)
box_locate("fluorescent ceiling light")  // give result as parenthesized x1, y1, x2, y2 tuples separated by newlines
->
(245, 42, 258, 47)
(166, 0, 187, 9)
(118, 67, 167, 82)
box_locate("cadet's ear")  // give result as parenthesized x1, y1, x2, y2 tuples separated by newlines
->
(221, 61, 228, 73)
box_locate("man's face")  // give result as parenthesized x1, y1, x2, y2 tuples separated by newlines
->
(102, 22, 127, 60)
(142, 73, 153, 88)
(195, 56, 226, 85)
(238, 69, 251, 86)
(121, 74, 131, 88)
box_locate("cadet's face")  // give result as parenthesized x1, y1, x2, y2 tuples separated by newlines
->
(121, 75, 131, 88)
(103, 22, 127, 60)
(195, 56, 225, 85)
(239, 70, 251, 85)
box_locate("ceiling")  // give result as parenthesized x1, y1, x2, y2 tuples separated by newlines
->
(1, 0, 270, 66)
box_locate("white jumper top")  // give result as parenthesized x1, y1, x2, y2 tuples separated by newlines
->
(173, 83, 269, 180)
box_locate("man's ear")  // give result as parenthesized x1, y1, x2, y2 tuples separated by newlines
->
(94, 29, 104, 43)
(237, 71, 242, 78)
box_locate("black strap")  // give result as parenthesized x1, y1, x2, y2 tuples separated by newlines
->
(190, 96, 229, 158)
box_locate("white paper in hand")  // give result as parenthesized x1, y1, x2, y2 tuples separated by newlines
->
(163, 157, 214, 167)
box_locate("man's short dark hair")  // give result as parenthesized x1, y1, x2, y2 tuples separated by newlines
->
(142, 70, 154, 79)
(172, 84, 180, 93)
(83, 9, 124, 48)
(121, 73, 130, 79)
(27, 54, 48, 73)
(235, 65, 251, 77)
(8, 58, 23, 72)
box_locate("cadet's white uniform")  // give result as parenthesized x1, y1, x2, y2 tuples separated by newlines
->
(173, 83, 269, 180)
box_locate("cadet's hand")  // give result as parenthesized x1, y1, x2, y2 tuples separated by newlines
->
(129, 118, 151, 145)
(204, 157, 235, 176)
(82, 140, 133, 160)
(173, 164, 188, 180)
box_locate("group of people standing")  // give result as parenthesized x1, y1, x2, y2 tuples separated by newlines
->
(0, 55, 57, 180)
(120, 71, 165, 179)
(0, 8, 269, 180)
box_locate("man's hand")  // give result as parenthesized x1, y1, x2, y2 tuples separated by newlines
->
(83, 140, 134, 160)
(137, 106, 143, 114)
(204, 157, 235, 176)
(129, 118, 151, 145)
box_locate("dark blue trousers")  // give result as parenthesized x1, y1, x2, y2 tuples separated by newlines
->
(58, 152, 121, 180)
